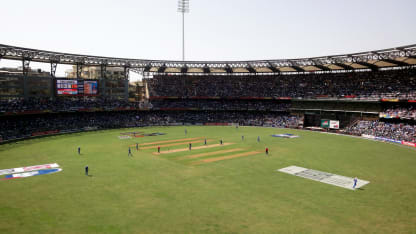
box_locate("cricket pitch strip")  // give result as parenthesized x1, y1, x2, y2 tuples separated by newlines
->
(191, 151, 261, 165)
(153, 143, 235, 155)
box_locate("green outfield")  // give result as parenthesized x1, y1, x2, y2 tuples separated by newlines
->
(0, 126, 415, 233)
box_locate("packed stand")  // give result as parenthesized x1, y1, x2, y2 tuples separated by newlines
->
(345, 120, 416, 143)
(150, 99, 290, 111)
(0, 98, 146, 113)
(147, 69, 416, 99)
(380, 106, 416, 120)
(0, 111, 300, 141)
(0, 98, 290, 113)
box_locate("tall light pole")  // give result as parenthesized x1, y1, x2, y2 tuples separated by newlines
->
(178, 0, 189, 61)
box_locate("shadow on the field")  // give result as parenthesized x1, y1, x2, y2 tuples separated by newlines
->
(357, 188, 365, 191)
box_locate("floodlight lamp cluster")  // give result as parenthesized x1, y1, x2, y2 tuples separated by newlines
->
(178, 0, 190, 13)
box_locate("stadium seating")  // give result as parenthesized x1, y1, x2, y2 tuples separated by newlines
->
(0, 98, 143, 112)
(379, 106, 416, 120)
(147, 69, 416, 99)
(1, 68, 416, 144)
(0, 111, 300, 141)
(150, 99, 290, 111)
(345, 120, 416, 142)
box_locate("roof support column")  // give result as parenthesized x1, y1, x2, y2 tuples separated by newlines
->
(76, 63, 83, 79)
(100, 64, 107, 98)
(50, 62, 58, 77)
(124, 66, 130, 80)
(124, 79, 129, 101)
(22, 59, 30, 77)
(100, 64, 107, 79)
(22, 59, 30, 99)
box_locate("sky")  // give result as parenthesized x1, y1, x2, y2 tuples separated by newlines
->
(0, 0, 415, 79)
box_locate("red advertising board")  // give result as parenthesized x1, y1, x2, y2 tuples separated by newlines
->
(31, 130, 60, 137)
(204, 123, 231, 126)
(401, 141, 416, 148)
(344, 95, 357, 98)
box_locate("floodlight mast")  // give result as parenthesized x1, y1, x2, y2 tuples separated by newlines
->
(178, 0, 189, 61)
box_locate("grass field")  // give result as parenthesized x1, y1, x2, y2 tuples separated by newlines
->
(0, 126, 415, 233)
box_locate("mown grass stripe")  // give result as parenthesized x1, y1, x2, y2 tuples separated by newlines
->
(131, 137, 204, 147)
(176, 148, 245, 160)
(142, 139, 212, 150)
(191, 151, 261, 165)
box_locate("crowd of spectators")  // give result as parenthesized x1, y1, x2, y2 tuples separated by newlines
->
(0, 98, 291, 113)
(150, 99, 290, 111)
(380, 106, 416, 120)
(3, 68, 416, 143)
(345, 120, 416, 143)
(147, 69, 416, 99)
(0, 98, 148, 113)
(0, 111, 300, 141)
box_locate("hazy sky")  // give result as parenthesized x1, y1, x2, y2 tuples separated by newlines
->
(1, 0, 415, 77)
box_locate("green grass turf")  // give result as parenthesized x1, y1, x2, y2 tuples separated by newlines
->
(0, 126, 415, 233)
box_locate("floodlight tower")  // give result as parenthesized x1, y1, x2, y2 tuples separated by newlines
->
(178, 0, 189, 61)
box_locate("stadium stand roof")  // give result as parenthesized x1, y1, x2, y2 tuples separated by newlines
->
(0, 43, 415, 75)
